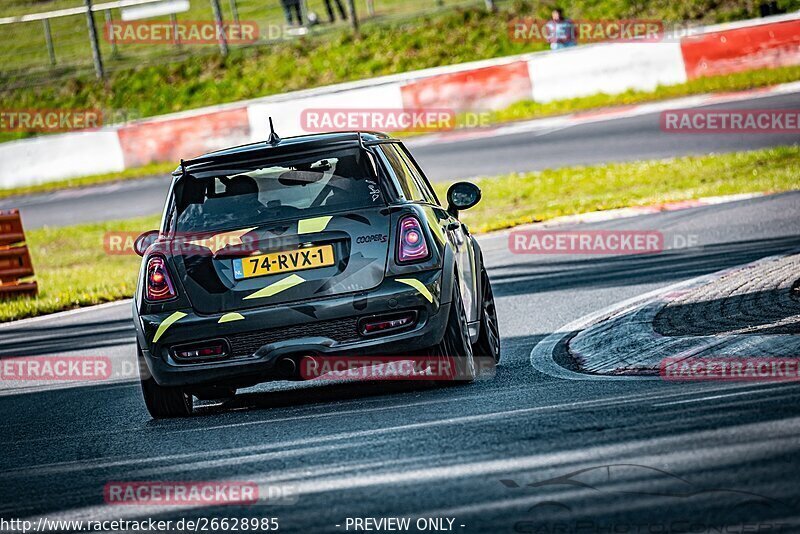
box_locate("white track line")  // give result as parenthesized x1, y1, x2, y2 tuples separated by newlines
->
(0, 299, 131, 330)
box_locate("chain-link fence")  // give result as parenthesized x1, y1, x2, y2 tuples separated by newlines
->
(0, 0, 497, 84)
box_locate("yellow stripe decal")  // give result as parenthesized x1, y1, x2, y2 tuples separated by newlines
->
(218, 312, 245, 324)
(186, 227, 256, 255)
(244, 274, 305, 300)
(397, 278, 433, 303)
(153, 312, 187, 343)
(298, 216, 332, 235)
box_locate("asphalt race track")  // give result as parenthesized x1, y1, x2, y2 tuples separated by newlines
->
(1, 191, 799, 532)
(2, 91, 799, 230)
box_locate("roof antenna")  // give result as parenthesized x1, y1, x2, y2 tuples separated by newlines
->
(180, 159, 186, 177)
(267, 117, 281, 145)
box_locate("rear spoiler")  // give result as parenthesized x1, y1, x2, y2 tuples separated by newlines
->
(172, 132, 399, 177)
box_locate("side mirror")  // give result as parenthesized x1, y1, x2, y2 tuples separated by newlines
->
(134, 230, 159, 257)
(446, 182, 482, 217)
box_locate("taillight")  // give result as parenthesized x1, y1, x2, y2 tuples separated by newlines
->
(360, 311, 418, 336)
(145, 256, 177, 302)
(397, 216, 430, 264)
(173, 341, 228, 362)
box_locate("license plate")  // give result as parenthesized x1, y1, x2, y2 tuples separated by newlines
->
(233, 244, 335, 280)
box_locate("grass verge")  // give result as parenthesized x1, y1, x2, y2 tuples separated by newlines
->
(0, 215, 158, 322)
(490, 64, 800, 125)
(5, 0, 800, 143)
(1, 146, 798, 322)
(443, 146, 800, 234)
(0, 6, 544, 143)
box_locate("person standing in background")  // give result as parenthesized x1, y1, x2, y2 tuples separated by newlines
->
(281, 0, 304, 26)
(324, 0, 348, 23)
(545, 8, 577, 49)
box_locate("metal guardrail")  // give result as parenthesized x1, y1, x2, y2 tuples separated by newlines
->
(0, 0, 181, 79)
(0, 210, 38, 299)
(0, 0, 496, 83)
(0, 0, 169, 24)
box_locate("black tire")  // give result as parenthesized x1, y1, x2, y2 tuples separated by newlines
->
(138, 344, 193, 418)
(431, 280, 476, 384)
(473, 267, 501, 364)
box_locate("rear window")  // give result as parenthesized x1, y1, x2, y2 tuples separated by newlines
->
(172, 148, 383, 233)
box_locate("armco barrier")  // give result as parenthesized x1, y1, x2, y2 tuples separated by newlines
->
(0, 13, 798, 188)
(0, 210, 38, 299)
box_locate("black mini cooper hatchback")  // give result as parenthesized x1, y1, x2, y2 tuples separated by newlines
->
(133, 131, 500, 418)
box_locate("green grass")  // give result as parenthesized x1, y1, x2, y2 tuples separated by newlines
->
(2, 146, 798, 322)
(491, 65, 800, 125)
(5, 0, 800, 144)
(440, 146, 800, 234)
(3, 63, 799, 198)
(0, 5, 543, 133)
(0, 0, 468, 82)
(394, 64, 800, 138)
(0, 215, 159, 322)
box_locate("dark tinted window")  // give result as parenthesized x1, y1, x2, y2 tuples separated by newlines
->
(397, 145, 439, 205)
(174, 148, 383, 233)
(380, 144, 425, 202)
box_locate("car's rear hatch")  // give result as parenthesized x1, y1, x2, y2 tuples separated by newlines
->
(165, 144, 395, 314)
(170, 208, 391, 314)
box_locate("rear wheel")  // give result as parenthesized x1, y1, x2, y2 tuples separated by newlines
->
(431, 281, 476, 384)
(473, 267, 501, 364)
(138, 344, 193, 419)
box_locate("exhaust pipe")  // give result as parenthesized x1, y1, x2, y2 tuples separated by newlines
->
(276, 357, 297, 378)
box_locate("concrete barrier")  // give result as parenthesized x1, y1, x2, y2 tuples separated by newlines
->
(0, 131, 124, 188)
(400, 61, 533, 112)
(247, 83, 405, 141)
(527, 42, 686, 102)
(117, 107, 251, 168)
(680, 18, 800, 79)
(0, 12, 797, 188)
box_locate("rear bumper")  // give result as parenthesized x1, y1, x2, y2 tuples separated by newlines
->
(135, 270, 449, 388)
